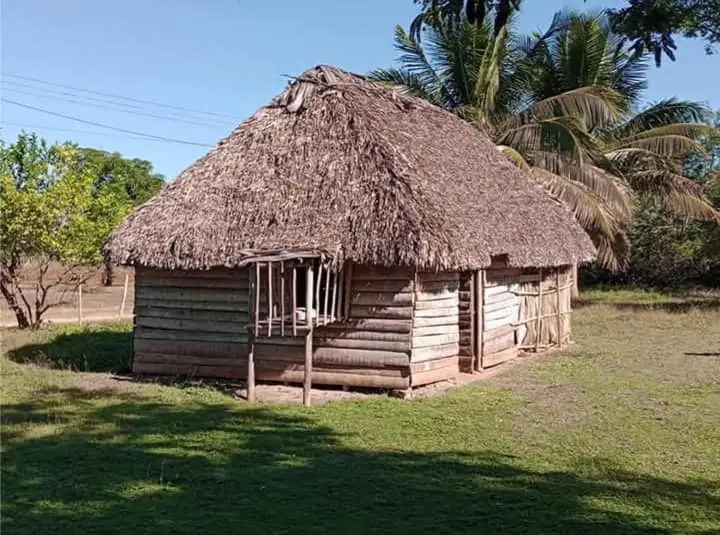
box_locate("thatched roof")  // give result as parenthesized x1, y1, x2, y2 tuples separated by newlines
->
(106, 65, 596, 271)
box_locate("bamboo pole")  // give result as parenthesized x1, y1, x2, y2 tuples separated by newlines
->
(314, 262, 321, 326)
(555, 268, 562, 348)
(303, 264, 314, 407)
(469, 272, 475, 372)
(78, 284, 83, 323)
(337, 268, 345, 319)
(292, 265, 297, 336)
(342, 263, 353, 319)
(535, 269, 543, 352)
(330, 269, 338, 324)
(118, 273, 129, 319)
(280, 261, 285, 337)
(323, 265, 330, 325)
(247, 329, 256, 402)
(477, 270, 485, 371)
(267, 262, 273, 337)
(254, 263, 260, 337)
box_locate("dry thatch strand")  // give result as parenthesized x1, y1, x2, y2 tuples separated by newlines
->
(106, 65, 596, 271)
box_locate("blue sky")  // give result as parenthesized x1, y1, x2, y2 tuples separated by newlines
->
(2, 0, 718, 179)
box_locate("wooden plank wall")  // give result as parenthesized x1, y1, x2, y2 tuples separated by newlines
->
(482, 267, 522, 368)
(132, 267, 250, 377)
(410, 271, 460, 386)
(253, 265, 413, 389)
(458, 272, 474, 373)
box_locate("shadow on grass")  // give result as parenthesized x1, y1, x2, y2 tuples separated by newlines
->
(2, 388, 719, 535)
(6, 329, 132, 373)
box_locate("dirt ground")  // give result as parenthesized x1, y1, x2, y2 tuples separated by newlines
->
(0, 264, 135, 327)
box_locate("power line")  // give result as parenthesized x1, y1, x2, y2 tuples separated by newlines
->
(2, 83, 229, 128)
(2, 72, 238, 120)
(1, 122, 213, 144)
(2, 99, 215, 148)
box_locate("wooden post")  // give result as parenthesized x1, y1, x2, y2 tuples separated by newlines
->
(303, 265, 314, 407)
(314, 262, 321, 323)
(267, 263, 273, 337)
(247, 329, 256, 402)
(469, 272, 475, 373)
(476, 270, 485, 370)
(322, 266, 330, 325)
(535, 269, 543, 352)
(337, 268, 345, 319)
(292, 265, 297, 336)
(118, 273, 129, 319)
(555, 268, 563, 348)
(280, 261, 285, 337)
(254, 263, 260, 337)
(342, 263, 353, 319)
(330, 269, 338, 323)
(78, 284, 83, 323)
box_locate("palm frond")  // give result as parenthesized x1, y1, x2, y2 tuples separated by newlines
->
(614, 135, 706, 159)
(496, 145, 531, 171)
(663, 191, 720, 221)
(611, 100, 710, 139)
(368, 68, 446, 107)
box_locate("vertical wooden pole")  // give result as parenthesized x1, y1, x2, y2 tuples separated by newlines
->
(535, 269, 543, 352)
(118, 273, 129, 319)
(336, 268, 345, 320)
(78, 284, 83, 323)
(330, 269, 338, 323)
(322, 266, 330, 325)
(292, 265, 297, 336)
(314, 262, 321, 325)
(342, 263, 353, 319)
(267, 263, 273, 337)
(477, 270, 485, 371)
(469, 272, 475, 373)
(303, 265, 314, 407)
(247, 329, 256, 402)
(254, 263, 260, 337)
(555, 268, 563, 348)
(280, 261, 285, 336)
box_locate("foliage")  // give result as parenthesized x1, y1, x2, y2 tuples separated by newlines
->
(2, 300, 720, 534)
(372, 11, 719, 270)
(0, 133, 150, 329)
(608, 0, 720, 66)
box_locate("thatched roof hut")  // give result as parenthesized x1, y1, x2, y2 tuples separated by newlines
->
(106, 65, 596, 401)
(106, 65, 595, 271)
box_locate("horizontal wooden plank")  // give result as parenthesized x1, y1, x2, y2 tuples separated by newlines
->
(350, 305, 413, 319)
(254, 360, 407, 378)
(485, 306, 518, 322)
(416, 281, 460, 293)
(137, 273, 250, 289)
(484, 332, 515, 354)
(135, 305, 248, 323)
(315, 347, 409, 367)
(414, 297, 459, 310)
(315, 337, 410, 352)
(135, 316, 249, 334)
(320, 318, 412, 333)
(484, 285, 512, 297)
(351, 291, 413, 307)
(137, 267, 250, 281)
(352, 279, 413, 293)
(416, 272, 460, 283)
(412, 333, 460, 349)
(254, 336, 305, 347)
(352, 265, 413, 281)
(133, 361, 245, 379)
(413, 325, 457, 337)
(411, 360, 458, 386)
(134, 298, 249, 313)
(134, 352, 246, 368)
(483, 324, 517, 342)
(413, 316, 458, 328)
(135, 327, 248, 344)
(314, 329, 409, 343)
(416, 289, 458, 302)
(255, 368, 410, 389)
(484, 291, 515, 306)
(485, 316, 515, 331)
(133, 338, 246, 358)
(482, 346, 518, 368)
(410, 355, 458, 374)
(136, 285, 249, 304)
(484, 299, 518, 314)
(414, 307, 459, 318)
(412, 343, 458, 362)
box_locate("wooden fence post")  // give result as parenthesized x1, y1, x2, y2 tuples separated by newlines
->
(303, 264, 314, 407)
(555, 269, 563, 348)
(118, 273, 129, 319)
(535, 269, 543, 352)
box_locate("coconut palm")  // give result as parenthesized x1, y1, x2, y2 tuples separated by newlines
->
(370, 10, 718, 270)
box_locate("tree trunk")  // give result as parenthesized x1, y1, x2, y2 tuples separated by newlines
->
(102, 259, 114, 286)
(0, 282, 31, 329)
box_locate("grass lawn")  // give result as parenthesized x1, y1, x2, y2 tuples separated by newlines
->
(1, 290, 719, 534)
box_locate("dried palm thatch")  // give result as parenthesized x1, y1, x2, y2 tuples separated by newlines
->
(106, 65, 596, 271)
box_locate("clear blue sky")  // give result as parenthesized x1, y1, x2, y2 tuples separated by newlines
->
(2, 0, 718, 179)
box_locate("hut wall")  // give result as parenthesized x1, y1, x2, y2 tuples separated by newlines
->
(517, 265, 573, 348)
(132, 267, 250, 377)
(481, 266, 523, 368)
(410, 271, 460, 386)
(252, 264, 413, 389)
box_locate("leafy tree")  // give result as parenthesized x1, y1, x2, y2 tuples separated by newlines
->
(411, 0, 720, 65)
(371, 11, 719, 270)
(0, 133, 137, 328)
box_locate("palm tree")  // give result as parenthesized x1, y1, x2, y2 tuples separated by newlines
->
(371, 10, 718, 270)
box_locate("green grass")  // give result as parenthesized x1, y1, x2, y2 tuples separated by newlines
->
(2, 290, 719, 534)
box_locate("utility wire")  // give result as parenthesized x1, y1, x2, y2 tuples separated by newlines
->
(2, 72, 238, 120)
(2, 83, 229, 128)
(2, 99, 215, 147)
(1, 122, 214, 144)
(0, 80, 227, 125)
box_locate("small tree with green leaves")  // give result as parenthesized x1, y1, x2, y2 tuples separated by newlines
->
(0, 133, 134, 328)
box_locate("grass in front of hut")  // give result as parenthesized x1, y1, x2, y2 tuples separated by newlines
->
(2, 290, 719, 534)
